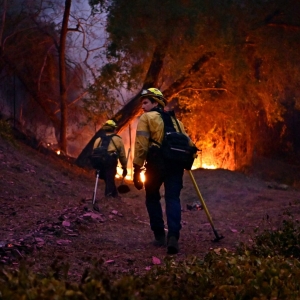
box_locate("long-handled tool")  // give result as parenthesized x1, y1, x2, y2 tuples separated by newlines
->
(188, 170, 224, 242)
(92, 170, 100, 211)
(117, 148, 131, 194)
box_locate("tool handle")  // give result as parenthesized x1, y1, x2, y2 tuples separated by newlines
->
(126, 148, 131, 161)
(188, 170, 215, 229)
(121, 148, 131, 183)
(92, 170, 100, 205)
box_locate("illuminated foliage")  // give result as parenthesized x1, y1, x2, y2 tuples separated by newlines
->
(92, 0, 300, 169)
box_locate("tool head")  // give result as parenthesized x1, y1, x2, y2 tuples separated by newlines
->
(117, 184, 130, 194)
(212, 234, 225, 242)
(93, 203, 100, 212)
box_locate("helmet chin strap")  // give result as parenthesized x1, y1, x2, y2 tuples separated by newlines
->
(151, 97, 165, 108)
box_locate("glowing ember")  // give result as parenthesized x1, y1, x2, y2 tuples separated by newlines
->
(56, 150, 60, 155)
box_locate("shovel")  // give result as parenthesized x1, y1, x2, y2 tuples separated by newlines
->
(117, 148, 131, 194)
(188, 170, 224, 242)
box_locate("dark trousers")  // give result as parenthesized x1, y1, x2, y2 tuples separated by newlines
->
(99, 161, 118, 197)
(144, 163, 184, 240)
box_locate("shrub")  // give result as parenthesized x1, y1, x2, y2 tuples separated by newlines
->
(1, 219, 300, 299)
(238, 215, 300, 259)
(0, 120, 16, 145)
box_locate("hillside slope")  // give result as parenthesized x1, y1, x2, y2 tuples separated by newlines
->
(1, 136, 300, 281)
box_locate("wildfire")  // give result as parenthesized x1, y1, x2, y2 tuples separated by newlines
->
(140, 170, 146, 183)
(201, 163, 217, 169)
(115, 166, 145, 183)
(192, 155, 217, 170)
(116, 166, 131, 180)
(115, 160, 217, 182)
(113, 146, 220, 183)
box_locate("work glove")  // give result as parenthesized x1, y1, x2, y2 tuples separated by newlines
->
(122, 168, 128, 178)
(133, 164, 143, 190)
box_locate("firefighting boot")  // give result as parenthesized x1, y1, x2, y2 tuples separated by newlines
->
(167, 236, 179, 254)
(153, 231, 166, 247)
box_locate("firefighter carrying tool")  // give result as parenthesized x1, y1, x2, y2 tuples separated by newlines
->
(133, 88, 197, 254)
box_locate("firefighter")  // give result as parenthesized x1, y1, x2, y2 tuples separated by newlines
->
(93, 120, 127, 198)
(133, 88, 192, 254)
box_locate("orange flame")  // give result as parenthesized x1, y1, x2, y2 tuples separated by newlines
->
(191, 156, 217, 170)
(116, 166, 132, 180)
(201, 163, 217, 169)
(140, 170, 146, 183)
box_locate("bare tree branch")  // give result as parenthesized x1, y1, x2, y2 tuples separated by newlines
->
(0, 0, 7, 48)
(267, 22, 300, 30)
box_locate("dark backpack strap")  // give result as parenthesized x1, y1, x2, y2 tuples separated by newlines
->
(149, 110, 179, 146)
(173, 115, 182, 133)
(164, 110, 182, 133)
(98, 134, 110, 148)
(110, 134, 120, 155)
(150, 139, 161, 146)
(97, 138, 102, 148)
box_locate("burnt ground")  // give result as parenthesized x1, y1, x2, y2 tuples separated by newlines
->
(1, 136, 300, 282)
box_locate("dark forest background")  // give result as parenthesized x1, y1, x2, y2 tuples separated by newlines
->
(1, 0, 300, 171)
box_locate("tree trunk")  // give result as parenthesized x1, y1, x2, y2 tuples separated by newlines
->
(59, 0, 72, 154)
(75, 42, 167, 167)
(1, 53, 61, 132)
(163, 52, 216, 99)
(0, 0, 7, 46)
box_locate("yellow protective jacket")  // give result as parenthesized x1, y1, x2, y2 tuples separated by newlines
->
(93, 133, 127, 168)
(133, 111, 193, 167)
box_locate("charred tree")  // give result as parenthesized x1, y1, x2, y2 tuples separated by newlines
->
(75, 51, 215, 168)
(75, 42, 167, 168)
(58, 0, 72, 153)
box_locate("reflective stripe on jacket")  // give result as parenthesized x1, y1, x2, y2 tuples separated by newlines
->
(93, 133, 127, 168)
(133, 111, 191, 167)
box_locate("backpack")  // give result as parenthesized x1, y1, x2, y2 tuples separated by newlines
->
(89, 134, 119, 170)
(151, 110, 198, 170)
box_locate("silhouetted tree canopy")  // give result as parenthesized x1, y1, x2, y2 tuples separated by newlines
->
(79, 0, 300, 170)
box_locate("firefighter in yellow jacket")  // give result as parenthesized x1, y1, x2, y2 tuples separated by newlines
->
(93, 120, 127, 198)
(133, 88, 193, 254)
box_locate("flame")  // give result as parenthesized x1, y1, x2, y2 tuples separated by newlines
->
(202, 163, 217, 169)
(116, 166, 133, 180)
(118, 146, 221, 176)
(116, 166, 122, 178)
(56, 150, 60, 155)
(191, 155, 217, 170)
(192, 163, 216, 170)
(115, 159, 217, 182)
(140, 170, 146, 183)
